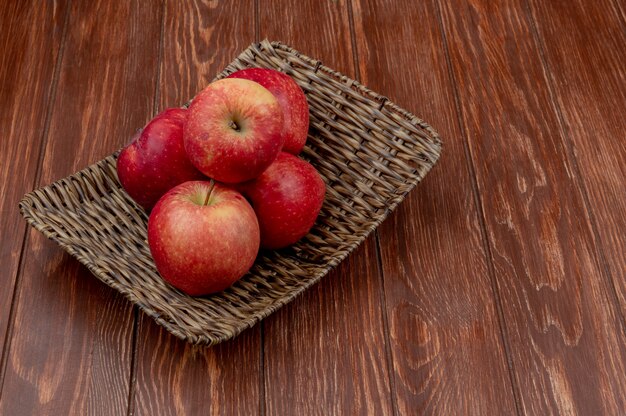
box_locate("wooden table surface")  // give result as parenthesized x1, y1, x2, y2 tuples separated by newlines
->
(1, 0, 625, 414)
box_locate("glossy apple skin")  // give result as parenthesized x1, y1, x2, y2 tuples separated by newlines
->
(184, 78, 284, 183)
(148, 181, 260, 296)
(228, 68, 309, 155)
(240, 152, 325, 249)
(116, 108, 205, 210)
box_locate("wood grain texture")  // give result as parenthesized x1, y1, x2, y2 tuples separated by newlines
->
(134, 318, 260, 416)
(612, 0, 626, 26)
(527, 0, 626, 320)
(259, 1, 394, 415)
(0, 0, 68, 360)
(259, 0, 355, 76)
(438, 0, 626, 413)
(2, 0, 626, 414)
(263, 244, 393, 416)
(0, 0, 163, 414)
(351, 0, 518, 413)
(132, 1, 260, 415)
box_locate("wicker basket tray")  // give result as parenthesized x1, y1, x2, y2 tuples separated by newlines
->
(19, 40, 441, 345)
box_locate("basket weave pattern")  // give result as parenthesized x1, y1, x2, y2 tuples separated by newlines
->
(20, 41, 442, 345)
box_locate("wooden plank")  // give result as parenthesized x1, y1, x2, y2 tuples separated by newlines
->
(613, 0, 626, 25)
(0, 0, 69, 361)
(259, 1, 395, 414)
(134, 318, 260, 416)
(261, 1, 356, 76)
(350, 0, 519, 414)
(264, 243, 393, 415)
(527, 0, 626, 322)
(132, 1, 260, 415)
(0, 0, 163, 414)
(438, 0, 626, 413)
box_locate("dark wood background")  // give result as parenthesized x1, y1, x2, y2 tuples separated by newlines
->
(1, 0, 625, 414)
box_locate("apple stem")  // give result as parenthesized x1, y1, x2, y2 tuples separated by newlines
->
(228, 120, 241, 132)
(203, 180, 215, 206)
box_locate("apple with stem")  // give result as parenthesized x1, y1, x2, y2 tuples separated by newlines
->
(184, 78, 284, 183)
(148, 180, 260, 295)
(228, 68, 309, 155)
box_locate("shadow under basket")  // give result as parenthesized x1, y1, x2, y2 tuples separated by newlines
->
(19, 40, 442, 346)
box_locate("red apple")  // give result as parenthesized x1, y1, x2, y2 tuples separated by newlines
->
(228, 68, 309, 155)
(148, 181, 260, 296)
(116, 108, 205, 210)
(184, 78, 284, 183)
(240, 152, 325, 249)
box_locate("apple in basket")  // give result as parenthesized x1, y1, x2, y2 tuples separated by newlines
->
(239, 152, 326, 249)
(148, 181, 260, 296)
(228, 68, 310, 155)
(184, 78, 284, 183)
(116, 108, 205, 210)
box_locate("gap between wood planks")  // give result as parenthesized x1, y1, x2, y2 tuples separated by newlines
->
(432, 0, 523, 413)
(346, 0, 400, 414)
(125, 2, 165, 415)
(435, 0, 626, 412)
(521, 0, 626, 332)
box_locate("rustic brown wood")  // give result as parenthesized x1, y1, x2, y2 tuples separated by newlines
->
(132, 1, 261, 415)
(260, 0, 356, 76)
(527, 0, 626, 321)
(438, 0, 626, 413)
(134, 318, 260, 416)
(0, 0, 162, 414)
(263, 243, 394, 416)
(351, 0, 519, 413)
(3, 0, 626, 413)
(259, 1, 395, 415)
(613, 0, 626, 24)
(0, 0, 69, 362)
